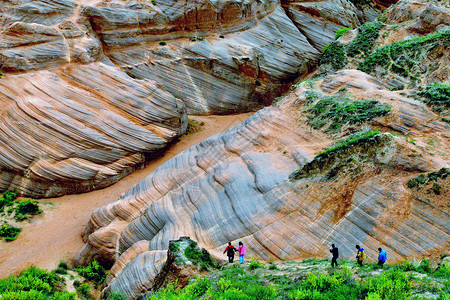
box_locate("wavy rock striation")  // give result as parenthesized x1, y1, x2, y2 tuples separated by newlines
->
(77, 70, 449, 299)
(0, 0, 366, 196)
(0, 62, 186, 197)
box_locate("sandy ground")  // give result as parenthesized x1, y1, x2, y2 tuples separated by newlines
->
(0, 113, 253, 278)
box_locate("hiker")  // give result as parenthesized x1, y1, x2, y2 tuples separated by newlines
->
(355, 245, 366, 266)
(378, 248, 387, 266)
(238, 241, 245, 264)
(223, 242, 237, 263)
(330, 244, 339, 267)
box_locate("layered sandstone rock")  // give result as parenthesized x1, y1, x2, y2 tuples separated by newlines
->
(0, 62, 186, 197)
(77, 70, 449, 299)
(0, 0, 338, 196)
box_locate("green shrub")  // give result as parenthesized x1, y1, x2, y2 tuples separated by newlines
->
(319, 42, 348, 70)
(407, 168, 449, 188)
(306, 94, 390, 132)
(0, 223, 22, 241)
(106, 292, 128, 300)
(417, 83, 450, 113)
(3, 190, 19, 202)
(346, 21, 383, 57)
(76, 283, 92, 299)
(362, 269, 412, 300)
(219, 34, 224, 38)
(335, 27, 352, 40)
(317, 130, 381, 158)
(249, 257, 265, 270)
(151, 0, 156, 5)
(14, 199, 42, 221)
(77, 260, 107, 285)
(359, 29, 450, 76)
(159, 41, 167, 46)
(184, 119, 204, 135)
(0, 266, 75, 299)
(442, 117, 450, 124)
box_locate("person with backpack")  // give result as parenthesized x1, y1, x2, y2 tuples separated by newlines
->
(355, 245, 366, 266)
(223, 242, 237, 263)
(330, 244, 339, 267)
(238, 241, 245, 264)
(378, 247, 387, 266)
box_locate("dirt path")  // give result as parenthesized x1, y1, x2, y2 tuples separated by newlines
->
(0, 113, 253, 278)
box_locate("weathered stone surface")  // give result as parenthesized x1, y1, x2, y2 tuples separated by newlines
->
(77, 70, 449, 299)
(0, 0, 77, 27)
(0, 62, 187, 197)
(89, 4, 320, 114)
(0, 22, 69, 71)
(285, 0, 361, 51)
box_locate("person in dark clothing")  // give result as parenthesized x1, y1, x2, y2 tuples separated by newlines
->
(330, 244, 339, 267)
(223, 242, 237, 263)
(355, 245, 365, 266)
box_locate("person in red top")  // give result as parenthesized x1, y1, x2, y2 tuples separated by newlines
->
(223, 242, 237, 263)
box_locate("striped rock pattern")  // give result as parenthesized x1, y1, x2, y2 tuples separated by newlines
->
(0, 62, 187, 197)
(0, 0, 369, 196)
(77, 70, 449, 299)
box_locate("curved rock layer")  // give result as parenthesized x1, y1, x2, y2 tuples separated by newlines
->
(0, 0, 371, 196)
(0, 62, 187, 197)
(77, 70, 449, 299)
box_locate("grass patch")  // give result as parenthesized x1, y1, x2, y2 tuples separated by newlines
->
(417, 83, 450, 113)
(76, 260, 107, 286)
(346, 21, 383, 57)
(249, 257, 265, 270)
(359, 29, 450, 77)
(184, 119, 204, 135)
(184, 240, 214, 270)
(407, 167, 449, 188)
(0, 222, 22, 241)
(14, 199, 42, 221)
(335, 27, 352, 40)
(306, 93, 391, 133)
(318, 130, 381, 158)
(0, 265, 76, 299)
(320, 42, 348, 70)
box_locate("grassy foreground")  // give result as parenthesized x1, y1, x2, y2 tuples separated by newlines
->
(3, 257, 448, 300)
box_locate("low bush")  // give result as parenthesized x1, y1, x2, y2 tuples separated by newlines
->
(320, 42, 348, 70)
(0, 266, 75, 299)
(346, 21, 383, 57)
(407, 168, 449, 188)
(417, 83, 450, 113)
(317, 130, 381, 158)
(359, 29, 450, 77)
(14, 199, 42, 221)
(249, 257, 265, 270)
(184, 119, 204, 135)
(77, 260, 107, 285)
(0, 222, 22, 241)
(306, 92, 390, 133)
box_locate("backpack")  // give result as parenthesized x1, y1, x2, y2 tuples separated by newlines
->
(361, 250, 367, 261)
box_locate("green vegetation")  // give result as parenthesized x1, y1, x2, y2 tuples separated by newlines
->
(184, 119, 204, 135)
(219, 35, 224, 38)
(151, 0, 156, 5)
(407, 167, 449, 189)
(0, 190, 42, 241)
(442, 117, 450, 124)
(249, 257, 265, 270)
(0, 222, 22, 241)
(76, 260, 107, 286)
(320, 42, 348, 70)
(359, 29, 450, 77)
(14, 199, 42, 221)
(184, 241, 214, 270)
(417, 83, 450, 113)
(346, 21, 383, 57)
(159, 41, 167, 46)
(320, 21, 382, 71)
(146, 260, 449, 300)
(0, 265, 76, 299)
(306, 92, 391, 132)
(317, 130, 380, 158)
(335, 27, 352, 40)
